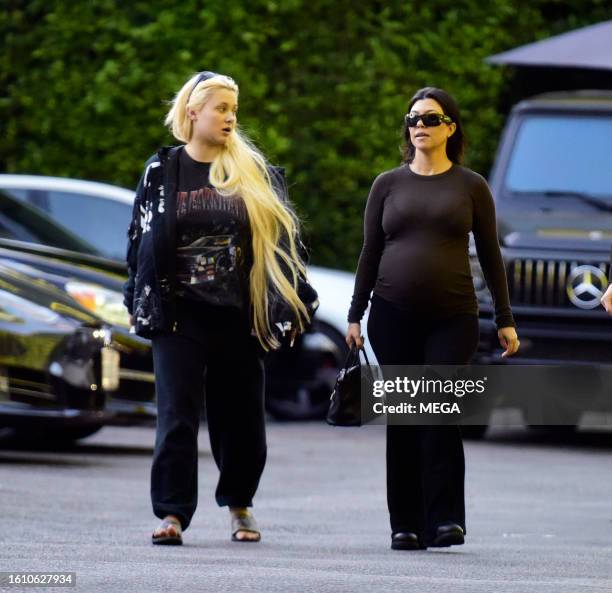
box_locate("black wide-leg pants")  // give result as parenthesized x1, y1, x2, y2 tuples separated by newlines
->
(150, 301, 266, 531)
(367, 294, 479, 544)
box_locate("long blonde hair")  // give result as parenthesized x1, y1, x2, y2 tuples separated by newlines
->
(165, 72, 311, 350)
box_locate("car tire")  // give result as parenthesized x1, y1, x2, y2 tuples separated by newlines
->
(265, 321, 349, 421)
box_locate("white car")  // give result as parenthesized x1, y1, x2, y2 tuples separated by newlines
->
(0, 174, 134, 261)
(0, 174, 374, 419)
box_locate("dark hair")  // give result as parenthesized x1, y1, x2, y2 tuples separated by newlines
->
(402, 87, 465, 164)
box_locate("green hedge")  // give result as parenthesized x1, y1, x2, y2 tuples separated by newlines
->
(2, 1, 611, 269)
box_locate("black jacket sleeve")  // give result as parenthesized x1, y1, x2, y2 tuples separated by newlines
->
(122, 175, 144, 316)
(122, 156, 158, 316)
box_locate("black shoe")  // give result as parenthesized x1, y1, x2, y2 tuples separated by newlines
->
(430, 523, 465, 548)
(391, 532, 426, 550)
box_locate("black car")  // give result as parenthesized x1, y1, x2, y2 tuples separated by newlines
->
(468, 90, 612, 434)
(0, 260, 123, 442)
(0, 192, 157, 440)
(0, 250, 157, 419)
(475, 90, 612, 363)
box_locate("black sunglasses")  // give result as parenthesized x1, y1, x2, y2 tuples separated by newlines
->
(405, 112, 453, 127)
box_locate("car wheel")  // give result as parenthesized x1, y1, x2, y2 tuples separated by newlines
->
(265, 321, 349, 421)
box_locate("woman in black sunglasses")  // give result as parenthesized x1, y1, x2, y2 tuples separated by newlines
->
(346, 87, 519, 550)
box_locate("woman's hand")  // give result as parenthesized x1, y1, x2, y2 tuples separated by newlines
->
(498, 326, 519, 358)
(346, 323, 364, 349)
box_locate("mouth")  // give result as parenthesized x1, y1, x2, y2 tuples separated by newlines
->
(222, 127, 232, 134)
(415, 133, 429, 138)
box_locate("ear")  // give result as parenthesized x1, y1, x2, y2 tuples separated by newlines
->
(448, 122, 457, 138)
(187, 108, 197, 121)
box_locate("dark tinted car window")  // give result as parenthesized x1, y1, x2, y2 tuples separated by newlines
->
(0, 190, 102, 255)
(2, 188, 28, 201)
(45, 192, 131, 261)
(505, 114, 612, 198)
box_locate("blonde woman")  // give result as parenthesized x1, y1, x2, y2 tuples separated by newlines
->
(123, 71, 318, 545)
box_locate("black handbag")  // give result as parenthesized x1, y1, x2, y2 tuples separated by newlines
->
(326, 345, 372, 427)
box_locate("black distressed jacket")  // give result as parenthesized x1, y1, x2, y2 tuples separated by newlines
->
(122, 145, 318, 342)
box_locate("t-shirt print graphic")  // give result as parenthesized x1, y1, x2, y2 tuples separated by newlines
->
(176, 187, 248, 223)
(175, 184, 249, 306)
(177, 235, 239, 285)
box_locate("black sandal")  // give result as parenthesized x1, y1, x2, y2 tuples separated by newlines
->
(231, 511, 261, 543)
(152, 517, 183, 546)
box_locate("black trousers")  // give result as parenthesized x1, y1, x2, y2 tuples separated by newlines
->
(150, 300, 266, 531)
(367, 294, 479, 544)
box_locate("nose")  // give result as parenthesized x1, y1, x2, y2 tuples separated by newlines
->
(415, 118, 425, 128)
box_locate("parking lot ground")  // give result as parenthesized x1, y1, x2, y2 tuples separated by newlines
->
(1, 422, 612, 593)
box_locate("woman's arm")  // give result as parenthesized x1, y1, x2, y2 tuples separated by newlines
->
(602, 284, 612, 315)
(347, 173, 389, 324)
(603, 247, 612, 315)
(122, 155, 159, 322)
(122, 170, 147, 320)
(471, 175, 519, 357)
(471, 174, 515, 329)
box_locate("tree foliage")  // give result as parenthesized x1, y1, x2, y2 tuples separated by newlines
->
(2, 0, 611, 268)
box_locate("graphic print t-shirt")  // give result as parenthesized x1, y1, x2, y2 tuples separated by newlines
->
(175, 149, 252, 309)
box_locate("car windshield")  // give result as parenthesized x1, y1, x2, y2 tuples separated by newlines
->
(504, 113, 612, 200)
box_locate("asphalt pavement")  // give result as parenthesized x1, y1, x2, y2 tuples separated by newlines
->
(1, 422, 612, 593)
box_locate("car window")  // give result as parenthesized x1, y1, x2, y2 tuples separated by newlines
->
(0, 218, 37, 241)
(1, 188, 29, 201)
(505, 114, 612, 198)
(0, 190, 102, 254)
(45, 192, 132, 261)
(0, 187, 50, 212)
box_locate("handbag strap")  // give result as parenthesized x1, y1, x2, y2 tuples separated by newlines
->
(343, 344, 371, 368)
(358, 346, 371, 366)
(342, 345, 359, 369)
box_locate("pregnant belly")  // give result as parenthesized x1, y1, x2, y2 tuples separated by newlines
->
(376, 251, 475, 307)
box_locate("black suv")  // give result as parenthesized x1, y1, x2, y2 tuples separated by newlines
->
(473, 90, 612, 366)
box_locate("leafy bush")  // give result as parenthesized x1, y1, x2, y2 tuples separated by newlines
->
(2, 1, 611, 268)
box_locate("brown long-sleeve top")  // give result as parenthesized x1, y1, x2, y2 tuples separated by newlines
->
(347, 163, 515, 329)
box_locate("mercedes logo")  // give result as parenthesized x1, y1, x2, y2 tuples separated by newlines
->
(566, 265, 608, 309)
